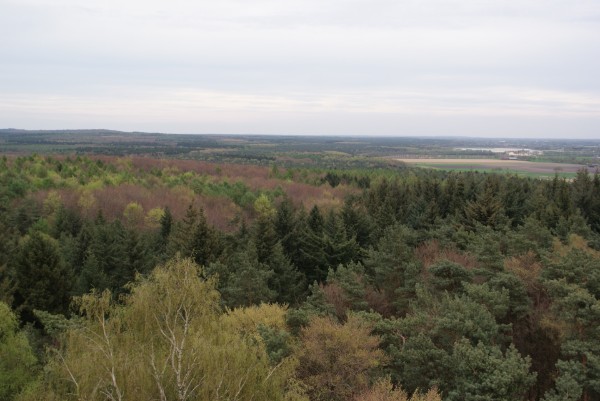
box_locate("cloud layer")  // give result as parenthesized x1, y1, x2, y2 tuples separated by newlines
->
(1, 0, 599, 137)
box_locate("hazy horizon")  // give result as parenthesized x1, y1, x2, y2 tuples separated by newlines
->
(5, 127, 600, 142)
(2, 0, 599, 139)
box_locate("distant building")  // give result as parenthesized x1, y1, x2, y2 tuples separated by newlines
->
(502, 149, 543, 159)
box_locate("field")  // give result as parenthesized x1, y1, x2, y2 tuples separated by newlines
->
(398, 158, 596, 178)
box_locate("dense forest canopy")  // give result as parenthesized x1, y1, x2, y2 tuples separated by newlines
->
(1, 144, 600, 400)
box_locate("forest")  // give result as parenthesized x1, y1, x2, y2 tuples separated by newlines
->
(1, 143, 600, 401)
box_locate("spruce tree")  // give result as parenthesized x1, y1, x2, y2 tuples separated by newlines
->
(13, 231, 73, 319)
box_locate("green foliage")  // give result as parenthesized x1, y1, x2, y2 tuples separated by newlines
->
(0, 302, 38, 400)
(296, 314, 386, 401)
(462, 283, 510, 320)
(394, 333, 452, 393)
(292, 210, 328, 284)
(258, 324, 293, 364)
(210, 243, 276, 307)
(543, 363, 583, 401)
(122, 201, 144, 228)
(354, 376, 442, 401)
(4, 149, 600, 400)
(401, 288, 506, 350)
(323, 210, 359, 268)
(364, 224, 420, 314)
(462, 181, 508, 231)
(427, 260, 472, 294)
(267, 242, 306, 305)
(25, 258, 295, 401)
(166, 203, 221, 266)
(254, 193, 276, 218)
(447, 340, 535, 401)
(325, 262, 371, 315)
(12, 231, 73, 319)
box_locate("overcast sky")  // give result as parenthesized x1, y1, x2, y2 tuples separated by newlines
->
(1, 0, 599, 138)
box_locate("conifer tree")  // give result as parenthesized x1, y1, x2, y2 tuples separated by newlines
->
(274, 198, 297, 257)
(323, 210, 359, 268)
(167, 203, 220, 266)
(267, 242, 306, 305)
(219, 242, 276, 307)
(462, 183, 507, 231)
(292, 209, 328, 284)
(13, 231, 73, 319)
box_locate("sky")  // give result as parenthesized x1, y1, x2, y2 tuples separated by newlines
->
(1, 0, 600, 138)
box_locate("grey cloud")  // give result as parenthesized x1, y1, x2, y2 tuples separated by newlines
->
(1, 0, 599, 137)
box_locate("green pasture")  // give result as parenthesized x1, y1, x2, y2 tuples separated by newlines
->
(411, 162, 577, 179)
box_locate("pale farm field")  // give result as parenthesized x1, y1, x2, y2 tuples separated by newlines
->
(397, 158, 593, 174)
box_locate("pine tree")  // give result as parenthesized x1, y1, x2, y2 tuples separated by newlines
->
(340, 198, 374, 250)
(462, 183, 507, 231)
(293, 214, 328, 284)
(267, 242, 306, 305)
(447, 340, 535, 401)
(323, 210, 359, 268)
(275, 198, 297, 257)
(167, 203, 220, 266)
(13, 231, 73, 319)
(220, 243, 276, 307)
(254, 212, 278, 264)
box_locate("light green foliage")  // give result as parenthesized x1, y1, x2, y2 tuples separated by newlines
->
(354, 376, 442, 401)
(32, 309, 77, 338)
(296, 314, 386, 401)
(0, 302, 38, 400)
(42, 191, 62, 216)
(26, 258, 295, 401)
(254, 193, 276, 218)
(145, 206, 165, 229)
(77, 190, 97, 216)
(123, 201, 144, 227)
(5, 150, 600, 401)
(545, 249, 600, 298)
(221, 302, 287, 343)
